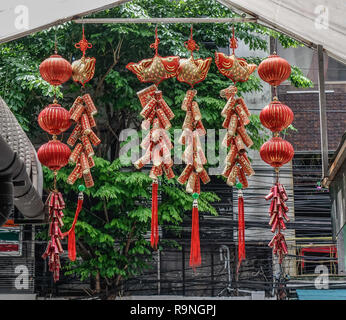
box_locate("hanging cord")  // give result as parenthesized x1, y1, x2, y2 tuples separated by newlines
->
(150, 26, 160, 56)
(230, 25, 238, 55)
(54, 26, 58, 54)
(53, 170, 57, 192)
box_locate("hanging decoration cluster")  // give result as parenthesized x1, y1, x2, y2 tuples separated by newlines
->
(215, 28, 257, 271)
(66, 94, 100, 188)
(126, 28, 179, 249)
(38, 47, 73, 282)
(67, 27, 99, 189)
(37, 27, 99, 281)
(176, 26, 212, 269)
(258, 53, 294, 264)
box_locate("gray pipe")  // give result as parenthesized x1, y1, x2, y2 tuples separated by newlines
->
(0, 135, 45, 225)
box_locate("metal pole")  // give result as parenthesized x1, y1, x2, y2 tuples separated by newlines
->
(157, 249, 161, 295)
(317, 44, 329, 179)
(74, 17, 257, 24)
(182, 244, 186, 296)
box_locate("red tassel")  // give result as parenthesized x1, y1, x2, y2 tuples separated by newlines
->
(189, 200, 201, 269)
(62, 193, 84, 261)
(237, 190, 245, 272)
(151, 181, 159, 250)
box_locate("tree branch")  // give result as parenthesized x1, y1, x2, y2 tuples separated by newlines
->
(95, 37, 124, 97)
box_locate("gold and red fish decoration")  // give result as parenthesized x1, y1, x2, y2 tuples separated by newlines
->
(126, 55, 180, 86)
(215, 52, 257, 83)
(177, 56, 212, 88)
(72, 57, 96, 86)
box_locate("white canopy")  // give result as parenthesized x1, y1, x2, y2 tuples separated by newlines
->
(218, 0, 346, 65)
(0, 0, 130, 44)
(0, 0, 345, 65)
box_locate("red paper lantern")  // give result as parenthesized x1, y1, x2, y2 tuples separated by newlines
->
(260, 100, 294, 132)
(38, 104, 71, 135)
(37, 140, 71, 171)
(39, 55, 72, 86)
(260, 137, 294, 167)
(257, 54, 291, 86)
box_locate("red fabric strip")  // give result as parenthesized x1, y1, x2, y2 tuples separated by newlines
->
(237, 194, 245, 272)
(151, 182, 159, 249)
(189, 204, 201, 269)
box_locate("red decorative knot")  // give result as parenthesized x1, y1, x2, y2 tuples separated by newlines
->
(75, 27, 92, 57)
(257, 54, 291, 86)
(184, 26, 199, 55)
(260, 137, 294, 168)
(260, 100, 294, 132)
(38, 104, 71, 135)
(230, 26, 238, 55)
(40, 54, 72, 86)
(37, 140, 71, 171)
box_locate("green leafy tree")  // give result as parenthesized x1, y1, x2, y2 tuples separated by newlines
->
(0, 0, 312, 297)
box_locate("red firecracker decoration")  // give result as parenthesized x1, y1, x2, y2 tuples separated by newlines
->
(259, 51, 294, 265)
(176, 26, 211, 269)
(42, 191, 65, 282)
(259, 100, 294, 132)
(39, 54, 72, 86)
(215, 28, 257, 271)
(266, 183, 289, 264)
(127, 27, 179, 250)
(38, 103, 71, 135)
(66, 95, 99, 188)
(257, 54, 291, 87)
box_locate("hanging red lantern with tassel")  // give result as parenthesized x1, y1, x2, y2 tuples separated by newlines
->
(38, 103, 71, 135)
(175, 26, 212, 269)
(215, 27, 257, 272)
(126, 27, 179, 250)
(260, 137, 294, 167)
(259, 100, 294, 132)
(257, 54, 291, 87)
(37, 139, 71, 171)
(39, 54, 72, 86)
(258, 50, 293, 265)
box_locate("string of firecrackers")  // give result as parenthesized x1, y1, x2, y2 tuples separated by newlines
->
(177, 89, 210, 193)
(220, 85, 255, 188)
(134, 84, 175, 180)
(42, 191, 65, 282)
(66, 94, 101, 188)
(265, 183, 289, 264)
